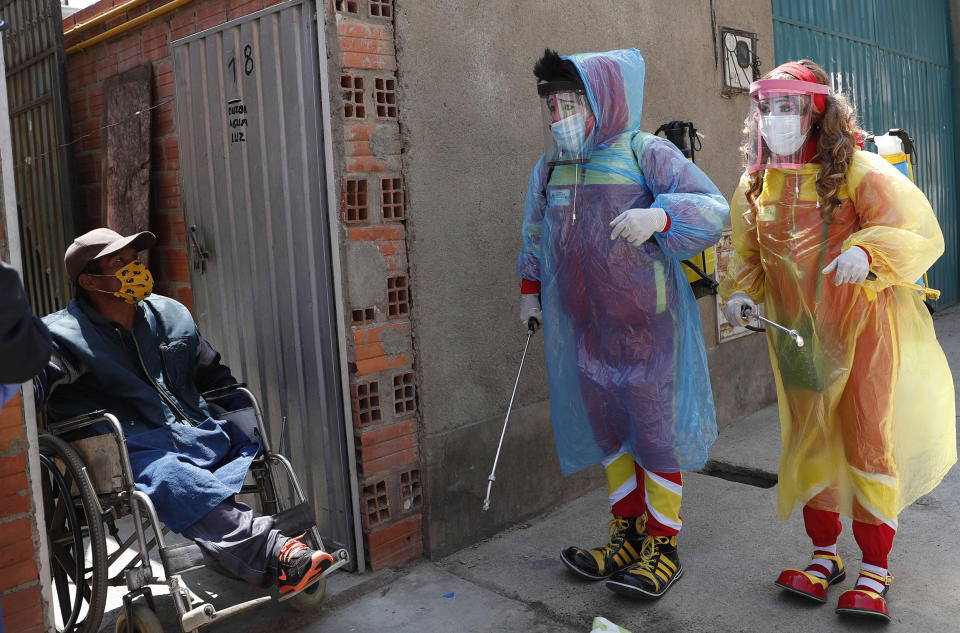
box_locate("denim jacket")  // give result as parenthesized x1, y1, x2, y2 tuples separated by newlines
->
(37, 295, 235, 435)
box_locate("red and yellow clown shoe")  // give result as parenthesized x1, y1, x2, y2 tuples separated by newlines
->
(835, 570, 892, 621)
(774, 554, 845, 602)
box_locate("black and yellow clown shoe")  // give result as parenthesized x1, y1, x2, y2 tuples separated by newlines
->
(605, 534, 682, 599)
(560, 516, 647, 580)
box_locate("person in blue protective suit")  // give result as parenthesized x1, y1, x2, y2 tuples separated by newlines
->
(517, 49, 729, 599)
(33, 228, 333, 595)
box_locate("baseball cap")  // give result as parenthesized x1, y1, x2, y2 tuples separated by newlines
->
(64, 228, 156, 281)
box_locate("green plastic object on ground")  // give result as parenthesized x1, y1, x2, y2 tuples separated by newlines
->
(590, 616, 632, 633)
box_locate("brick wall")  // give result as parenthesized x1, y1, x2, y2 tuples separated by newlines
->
(61, 0, 423, 570)
(0, 394, 44, 633)
(333, 0, 423, 570)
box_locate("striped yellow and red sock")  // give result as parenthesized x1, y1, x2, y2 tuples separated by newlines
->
(601, 449, 682, 536)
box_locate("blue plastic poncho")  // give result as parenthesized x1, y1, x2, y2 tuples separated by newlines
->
(517, 49, 729, 476)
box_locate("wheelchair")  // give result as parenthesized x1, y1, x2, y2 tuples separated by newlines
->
(37, 384, 350, 633)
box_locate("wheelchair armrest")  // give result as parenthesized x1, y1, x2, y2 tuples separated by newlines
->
(47, 410, 121, 438)
(54, 409, 108, 425)
(45, 412, 136, 488)
(201, 383, 248, 400)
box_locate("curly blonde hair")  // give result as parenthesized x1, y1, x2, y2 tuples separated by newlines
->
(742, 59, 866, 220)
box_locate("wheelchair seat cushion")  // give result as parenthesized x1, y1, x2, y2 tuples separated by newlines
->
(126, 417, 260, 533)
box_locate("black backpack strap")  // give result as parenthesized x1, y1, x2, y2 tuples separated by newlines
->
(680, 258, 719, 295)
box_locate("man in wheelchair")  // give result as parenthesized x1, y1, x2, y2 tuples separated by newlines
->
(33, 227, 333, 596)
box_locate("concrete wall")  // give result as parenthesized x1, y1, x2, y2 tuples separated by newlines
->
(395, 0, 777, 557)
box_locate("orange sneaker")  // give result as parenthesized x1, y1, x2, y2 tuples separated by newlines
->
(276, 533, 335, 595)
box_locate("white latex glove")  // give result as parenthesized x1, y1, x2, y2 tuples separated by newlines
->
(609, 208, 668, 246)
(721, 291, 756, 326)
(520, 293, 542, 330)
(823, 247, 870, 285)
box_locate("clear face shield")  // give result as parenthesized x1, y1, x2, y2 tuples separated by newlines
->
(746, 79, 829, 172)
(538, 81, 593, 166)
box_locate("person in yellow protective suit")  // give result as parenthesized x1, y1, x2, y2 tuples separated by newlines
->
(719, 60, 956, 622)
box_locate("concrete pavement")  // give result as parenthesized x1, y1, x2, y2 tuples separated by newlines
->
(96, 305, 960, 632)
(303, 303, 960, 632)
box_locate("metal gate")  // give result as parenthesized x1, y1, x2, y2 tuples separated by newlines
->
(772, 0, 958, 307)
(170, 0, 357, 563)
(2, 0, 75, 314)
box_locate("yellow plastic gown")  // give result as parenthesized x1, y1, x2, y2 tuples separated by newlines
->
(720, 150, 956, 524)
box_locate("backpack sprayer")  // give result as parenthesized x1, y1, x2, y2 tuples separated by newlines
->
(867, 129, 940, 306)
(655, 121, 719, 299)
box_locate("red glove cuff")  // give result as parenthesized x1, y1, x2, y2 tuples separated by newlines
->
(853, 245, 872, 265)
(661, 211, 671, 233)
(520, 279, 541, 294)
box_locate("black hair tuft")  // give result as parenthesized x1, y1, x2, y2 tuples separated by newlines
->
(533, 48, 581, 84)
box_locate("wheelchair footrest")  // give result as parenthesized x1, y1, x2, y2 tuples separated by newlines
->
(322, 548, 351, 577)
(160, 502, 316, 577)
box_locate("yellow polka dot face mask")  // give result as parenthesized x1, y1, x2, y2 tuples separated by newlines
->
(91, 260, 154, 304)
(114, 261, 153, 304)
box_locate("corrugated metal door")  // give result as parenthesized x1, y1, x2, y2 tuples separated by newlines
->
(170, 0, 356, 562)
(2, 0, 75, 314)
(773, 0, 958, 307)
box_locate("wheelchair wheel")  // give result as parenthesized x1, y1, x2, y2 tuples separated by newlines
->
(286, 576, 327, 612)
(39, 434, 108, 633)
(113, 604, 164, 633)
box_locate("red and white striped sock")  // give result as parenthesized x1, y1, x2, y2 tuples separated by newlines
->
(856, 563, 889, 593)
(805, 543, 837, 579)
(852, 518, 895, 593)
